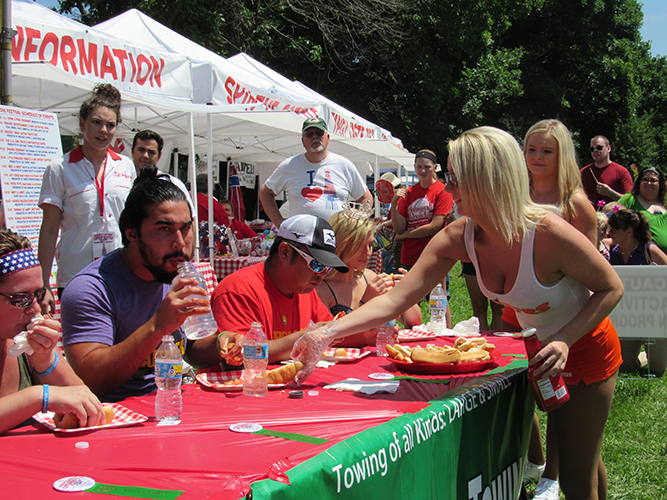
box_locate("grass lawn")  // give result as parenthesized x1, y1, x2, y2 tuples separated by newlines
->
(437, 262, 667, 499)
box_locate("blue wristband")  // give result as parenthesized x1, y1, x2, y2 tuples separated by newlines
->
(42, 384, 49, 413)
(35, 351, 59, 377)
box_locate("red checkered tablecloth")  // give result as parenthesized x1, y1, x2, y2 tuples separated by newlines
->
(214, 256, 267, 281)
(193, 261, 218, 294)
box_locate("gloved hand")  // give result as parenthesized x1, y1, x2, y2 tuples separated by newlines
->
(291, 322, 338, 385)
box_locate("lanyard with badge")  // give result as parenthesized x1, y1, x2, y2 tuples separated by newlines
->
(92, 155, 117, 260)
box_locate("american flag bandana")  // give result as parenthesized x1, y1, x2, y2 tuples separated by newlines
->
(0, 249, 41, 276)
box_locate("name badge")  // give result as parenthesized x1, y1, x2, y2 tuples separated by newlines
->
(92, 232, 116, 260)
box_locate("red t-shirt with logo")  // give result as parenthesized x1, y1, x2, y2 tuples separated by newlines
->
(211, 262, 333, 339)
(397, 182, 453, 266)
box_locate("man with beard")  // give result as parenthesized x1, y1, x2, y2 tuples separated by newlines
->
(210, 214, 352, 363)
(259, 117, 373, 228)
(60, 168, 224, 402)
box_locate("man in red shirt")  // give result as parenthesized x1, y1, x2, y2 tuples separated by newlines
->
(580, 135, 633, 206)
(211, 214, 348, 363)
(195, 174, 229, 227)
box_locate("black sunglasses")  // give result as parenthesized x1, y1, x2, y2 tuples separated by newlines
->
(589, 145, 605, 152)
(0, 287, 47, 308)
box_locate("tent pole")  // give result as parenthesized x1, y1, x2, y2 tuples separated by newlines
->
(1, 0, 14, 105)
(207, 113, 214, 269)
(189, 112, 199, 262)
(374, 155, 380, 218)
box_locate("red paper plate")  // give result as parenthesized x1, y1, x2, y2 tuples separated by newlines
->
(387, 354, 499, 374)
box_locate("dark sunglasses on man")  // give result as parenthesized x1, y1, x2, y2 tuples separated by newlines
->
(0, 287, 47, 308)
(589, 145, 605, 152)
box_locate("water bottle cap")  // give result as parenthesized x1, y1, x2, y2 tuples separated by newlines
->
(251, 322, 262, 329)
(162, 334, 174, 342)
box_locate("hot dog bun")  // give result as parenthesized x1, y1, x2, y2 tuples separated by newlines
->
(53, 411, 79, 429)
(266, 362, 304, 384)
(411, 345, 461, 364)
(53, 405, 114, 429)
(459, 348, 490, 363)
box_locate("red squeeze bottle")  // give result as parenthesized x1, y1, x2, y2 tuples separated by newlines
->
(522, 328, 570, 412)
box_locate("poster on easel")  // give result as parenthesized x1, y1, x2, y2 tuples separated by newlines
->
(0, 105, 63, 259)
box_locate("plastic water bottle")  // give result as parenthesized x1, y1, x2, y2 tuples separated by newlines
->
(243, 322, 269, 397)
(375, 321, 397, 356)
(154, 335, 183, 421)
(429, 283, 447, 334)
(175, 261, 218, 340)
(522, 328, 570, 412)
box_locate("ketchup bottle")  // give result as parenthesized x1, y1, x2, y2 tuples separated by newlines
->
(522, 328, 570, 412)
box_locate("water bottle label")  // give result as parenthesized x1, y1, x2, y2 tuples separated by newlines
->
(430, 298, 445, 308)
(155, 361, 183, 379)
(243, 344, 268, 360)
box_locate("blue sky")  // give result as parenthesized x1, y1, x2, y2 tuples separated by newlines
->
(33, 0, 667, 57)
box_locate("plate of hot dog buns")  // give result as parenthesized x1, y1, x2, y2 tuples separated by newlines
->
(33, 403, 147, 432)
(195, 362, 304, 391)
(385, 337, 498, 374)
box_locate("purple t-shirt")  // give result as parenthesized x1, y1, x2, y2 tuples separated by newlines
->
(61, 249, 186, 402)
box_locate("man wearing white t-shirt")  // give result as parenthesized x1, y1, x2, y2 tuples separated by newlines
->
(259, 117, 373, 227)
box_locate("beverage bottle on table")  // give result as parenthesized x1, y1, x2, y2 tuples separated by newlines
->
(243, 322, 269, 397)
(521, 328, 570, 412)
(375, 321, 397, 356)
(155, 334, 183, 421)
(174, 261, 217, 340)
(429, 283, 447, 334)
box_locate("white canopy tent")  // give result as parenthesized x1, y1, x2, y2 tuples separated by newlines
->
(92, 9, 415, 180)
(9, 0, 416, 238)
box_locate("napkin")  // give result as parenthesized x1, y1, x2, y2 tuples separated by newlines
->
(323, 378, 400, 394)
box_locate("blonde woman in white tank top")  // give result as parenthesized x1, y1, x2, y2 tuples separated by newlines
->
(292, 126, 623, 500)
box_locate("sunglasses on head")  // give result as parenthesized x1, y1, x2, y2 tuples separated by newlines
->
(589, 145, 605, 152)
(0, 287, 47, 308)
(288, 243, 331, 275)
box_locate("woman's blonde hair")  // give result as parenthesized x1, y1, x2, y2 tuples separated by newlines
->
(326, 211, 376, 278)
(448, 126, 551, 244)
(524, 119, 583, 222)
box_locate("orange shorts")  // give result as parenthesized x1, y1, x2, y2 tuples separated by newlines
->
(503, 307, 621, 385)
(560, 316, 621, 385)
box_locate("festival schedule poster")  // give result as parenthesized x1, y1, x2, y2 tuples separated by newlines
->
(0, 106, 63, 251)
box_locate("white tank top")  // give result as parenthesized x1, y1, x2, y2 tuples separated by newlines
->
(464, 218, 591, 340)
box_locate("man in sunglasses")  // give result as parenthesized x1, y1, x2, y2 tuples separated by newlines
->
(581, 135, 633, 206)
(258, 117, 373, 229)
(210, 214, 351, 363)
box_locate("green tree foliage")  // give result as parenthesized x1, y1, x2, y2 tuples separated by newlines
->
(57, 0, 667, 170)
